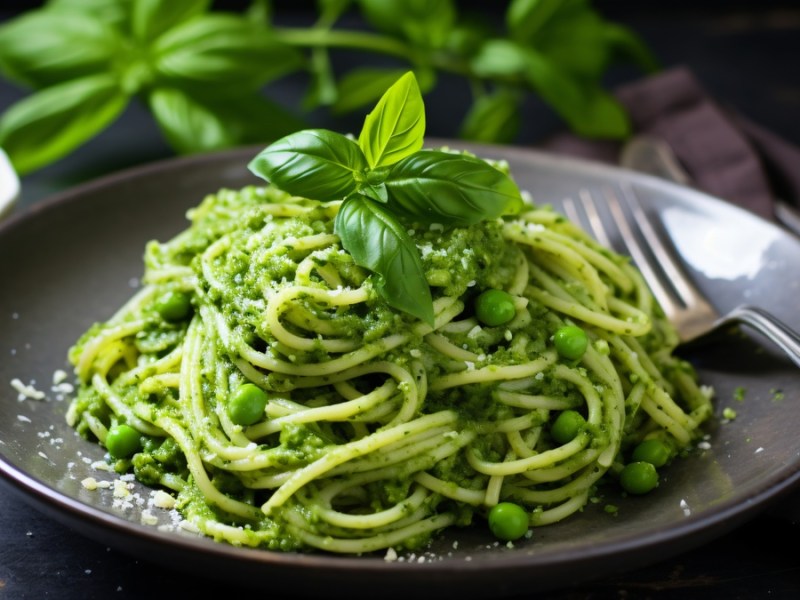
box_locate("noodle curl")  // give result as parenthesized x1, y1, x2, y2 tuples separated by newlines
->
(66, 181, 712, 553)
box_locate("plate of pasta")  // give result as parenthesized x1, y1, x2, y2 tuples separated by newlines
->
(1, 139, 799, 599)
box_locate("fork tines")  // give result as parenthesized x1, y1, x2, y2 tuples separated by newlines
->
(560, 186, 717, 329)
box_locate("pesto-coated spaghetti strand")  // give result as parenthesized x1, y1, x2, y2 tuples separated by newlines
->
(65, 180, 712, 555)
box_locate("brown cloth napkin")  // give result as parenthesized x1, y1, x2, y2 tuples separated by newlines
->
(539, 66, 800, 223)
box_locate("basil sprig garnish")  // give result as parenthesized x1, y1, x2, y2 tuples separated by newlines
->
(249, 72, 524, 325)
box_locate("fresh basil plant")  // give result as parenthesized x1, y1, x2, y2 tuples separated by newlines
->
(248, 72, 524, 325)
(0, 0, 658, 176)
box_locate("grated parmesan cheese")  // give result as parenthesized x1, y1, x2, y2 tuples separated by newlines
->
(10, 378, 45, 400)
(140, 510, 159, 526)
(151, 490, 176, 509)
(680, 499, 691, 516)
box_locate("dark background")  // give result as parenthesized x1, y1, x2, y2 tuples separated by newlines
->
(2, 2, 800, 599)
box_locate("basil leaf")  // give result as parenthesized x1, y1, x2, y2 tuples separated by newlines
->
(248, 129, 367, 202)
(384, 150, 524, 226)
(509, 0, 651, 80)
(471, 41, 629, 139)
(221, 96, 307, 145)
(523, 50, 629, 138)
(149, 87, 306, 154)
(569, 87, 630, 138)
(132, 0, 210, 42)
(470, 39, 532, 79)
(333, 67, 436, 116)
(459, 89, 521, 144)
(0, 74, 127, 175)
(332, 67, 408, 115)
(153, 14, 302, 90)
(357, 0, 455, 50)
(46, 0, 133, 32)
(244, 0, 272, 25)
(507, 0, 581, 44)
(359, 182, 388, 204)
(0, 10, 122, 87)
(358, 71, 425, 169)
(149, 87, 235, 153)
(335, 196, 434, 325)
(524, 6, 609, 80)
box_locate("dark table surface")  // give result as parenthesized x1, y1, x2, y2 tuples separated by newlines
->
(2, 2, 800, 599)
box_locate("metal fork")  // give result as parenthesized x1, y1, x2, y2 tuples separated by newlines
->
(562, 186, 800, 367)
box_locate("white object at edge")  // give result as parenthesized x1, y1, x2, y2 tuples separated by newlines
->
(0, 148, 20, 219)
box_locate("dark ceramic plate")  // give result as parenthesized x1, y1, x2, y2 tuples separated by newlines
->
(1, 143, 799, 600)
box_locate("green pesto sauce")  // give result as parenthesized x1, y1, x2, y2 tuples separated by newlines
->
(66, 184, 695, 554)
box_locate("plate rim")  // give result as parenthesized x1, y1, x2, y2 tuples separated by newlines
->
(2, 141, 799, 595)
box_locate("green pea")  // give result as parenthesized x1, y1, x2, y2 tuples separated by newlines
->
(228, 383, 268, 426)
(105, 424, 141, 459)
(488, 502, 529, 541)
(553, 325, 588, 360)
(550, 409, 586, 444)
(154, 290, 192, 322)
(619, 461, 659, 495)
(632, 439, 671, 468)
(475, 289, 516, 326)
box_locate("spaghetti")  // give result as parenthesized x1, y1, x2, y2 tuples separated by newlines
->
(66, 177, 712, 554)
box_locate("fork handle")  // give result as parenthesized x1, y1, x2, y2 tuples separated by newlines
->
(727, 305, 800, 369)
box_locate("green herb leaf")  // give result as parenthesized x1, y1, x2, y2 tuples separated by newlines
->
(522, 50, 629, 138)
(507, 0, 563, 41)
(244, 0, 272, 25)
(459, 89, 521, 144)
(153, 14, 302, 90)
(384, 150, 524, 226)
(147, 87, 306, 154)
(332, 67, 436, 116)
(470, 39, 532, 79)
(359, 182, 389, 204)
(0, 74, 127, 175)
(332, 67, 408, 115)
(248, 129, 367, 202)
(335, 195, 434, 325)
(0, 10, 122, 88)
(149, 87, 305, 153)
(358, 71, 425, 168)
(46, 0, 134, 32)
(471, 41, 629, 139)
(149, 87, 234, 152)
(358, 0, 455, 50)
(132, 0, 210, 42)
(519, 4, 610, 80)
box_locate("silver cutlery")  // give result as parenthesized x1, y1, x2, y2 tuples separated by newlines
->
(562, 186, 800, 368)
